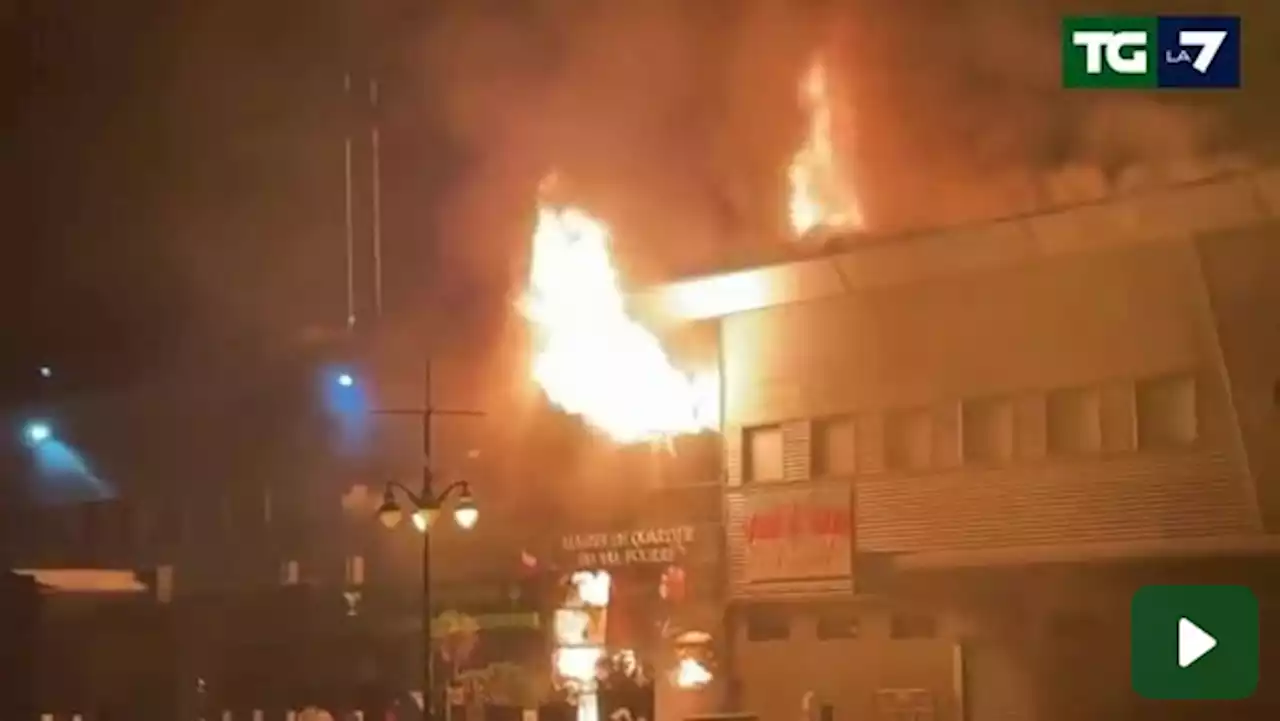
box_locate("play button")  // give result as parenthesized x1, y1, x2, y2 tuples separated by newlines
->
(1178, 617, 1217, 668)
(1133, 585, 1259, 699)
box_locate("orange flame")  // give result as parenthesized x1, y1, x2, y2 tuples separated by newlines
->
(788, 57, 862, 238)
(523, 200, 719, 443)
(674, 658, 713, 689)
(554, 571, 611, 721)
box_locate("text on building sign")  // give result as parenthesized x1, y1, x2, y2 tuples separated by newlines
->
(562, 525, 696, 568)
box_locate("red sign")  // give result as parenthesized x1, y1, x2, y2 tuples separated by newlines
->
(739, 492, 853, 583)
(745, 504, 851, 543)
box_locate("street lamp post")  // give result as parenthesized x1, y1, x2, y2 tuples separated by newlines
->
(370, 360, 484, 721)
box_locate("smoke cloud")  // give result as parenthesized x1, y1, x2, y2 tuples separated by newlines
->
(120, 0, 1269, 356)
(423, 0, 1268, 285)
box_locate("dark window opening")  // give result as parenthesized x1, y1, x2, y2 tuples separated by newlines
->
(816, 607, 861, 640)
(890, 613, 937, 639)
(884, 408, 932, 470)
(813, 416, 857, 477)
(1046, 387, 1102, 455)
(962, 397, 1015, 464)
(1136, 374, 1197, 448)
(745, 607, 791, 641)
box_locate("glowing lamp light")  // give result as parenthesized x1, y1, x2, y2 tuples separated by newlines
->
(411, 509, 431, 533)
(453, 497, 479, 530)
(336, 373, 355, 388)
(376, 484, 475, 533)
(24, 421, 52, 445)
(39, 366, 53, 378)
(376, 490, 402, 529)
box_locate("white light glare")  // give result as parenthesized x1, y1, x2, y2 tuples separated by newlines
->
(24, 421, 52, 444)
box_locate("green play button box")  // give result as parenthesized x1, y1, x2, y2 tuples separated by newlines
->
(1131, 585, 1259, 700)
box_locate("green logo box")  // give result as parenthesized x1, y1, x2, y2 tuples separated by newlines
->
(1062, 16, 1159, 88)
(1131, 584, 1259, 700)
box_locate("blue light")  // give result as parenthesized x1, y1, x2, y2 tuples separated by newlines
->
(17, 417, 112, 500)
(24, 421, 52, 445)
(318, 365, 371, 456)
(31, 437, 113, 500)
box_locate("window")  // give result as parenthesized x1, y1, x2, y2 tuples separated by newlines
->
(813, 417, 857, 477)
(816, 607, 861, 640)
(745, 607, 791, 641)
(1045, 387, 1102, 455)
(962, 397, 1015, 464)
(889, 613, 937, 639)
(1136, 374, 1197, 448)
(745, 426, 784, 482)
(856, 414, 886, 473)
(884, 408, 932, 470)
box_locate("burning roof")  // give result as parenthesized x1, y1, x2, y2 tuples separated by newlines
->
(628, 161, 1279, 326)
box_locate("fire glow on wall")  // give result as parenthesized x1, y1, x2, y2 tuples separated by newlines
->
(522, 56, 861, 444)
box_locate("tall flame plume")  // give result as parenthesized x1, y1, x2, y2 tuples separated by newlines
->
(788, 57, 863, 237)
(523, 199, 719, 443)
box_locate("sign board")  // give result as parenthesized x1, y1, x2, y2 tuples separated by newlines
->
(561, 525, 698, 568)
(739, 488, 852, 583)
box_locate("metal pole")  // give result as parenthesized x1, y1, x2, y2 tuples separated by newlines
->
(421, 359, 435, 721)
(343, 73, 357, 331)
(370, 78, 384, 319)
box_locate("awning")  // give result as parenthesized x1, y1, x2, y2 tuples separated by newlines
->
(11, 568, 147, 594)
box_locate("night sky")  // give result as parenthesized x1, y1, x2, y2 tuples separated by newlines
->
(4, 0, 372, 403)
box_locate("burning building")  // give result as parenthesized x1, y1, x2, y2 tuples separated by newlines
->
(620, 161, 1280, 721)
(513, 177, 731, 721)
(507, 51, 1280, 713)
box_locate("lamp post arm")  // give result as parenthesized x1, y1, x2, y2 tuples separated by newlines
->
(435, 480, 470, 503)
(385, 480, 431, 509)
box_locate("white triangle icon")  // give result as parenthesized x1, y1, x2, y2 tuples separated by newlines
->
(1178, 617, 1217, 668)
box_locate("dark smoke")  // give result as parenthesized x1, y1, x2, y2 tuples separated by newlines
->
(13, 0, 1273, 382)
(423, 0, 1275, 286)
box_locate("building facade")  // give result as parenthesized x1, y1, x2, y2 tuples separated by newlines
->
(635, 163, 1280, 721)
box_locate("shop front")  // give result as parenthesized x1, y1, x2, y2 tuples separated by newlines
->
(727, 484, 959, 721)
(532, 516, 726, 721)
